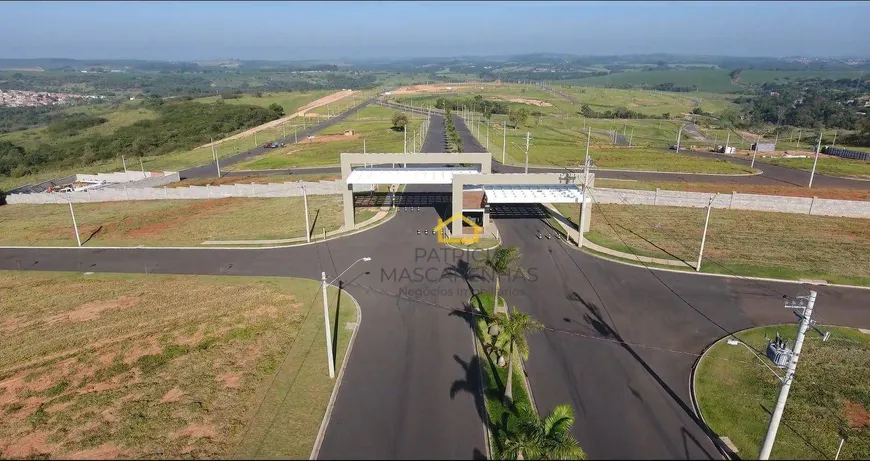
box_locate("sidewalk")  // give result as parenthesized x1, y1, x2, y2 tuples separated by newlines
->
(542, 203, 693, 268)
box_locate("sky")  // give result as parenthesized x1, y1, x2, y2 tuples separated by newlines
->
(2, 1, 869, 61)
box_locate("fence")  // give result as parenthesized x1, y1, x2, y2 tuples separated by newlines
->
(592, 188, 870, 219)
(5, 180, 345, 204)
(823, 146, 870, 162)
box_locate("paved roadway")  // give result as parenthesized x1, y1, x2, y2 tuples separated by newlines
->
(3, 110, 870, 459)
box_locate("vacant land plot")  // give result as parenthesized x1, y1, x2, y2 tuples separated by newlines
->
(471, 115, 751, 173)
(567, 203, 870, 285)
(0, 196, 350, 246)
(764, 156, 870, 180)
(166, 173, 340, 188)
(193, 90, 332, 113)
(0, 271, 356, 459)
(231, 106, 425, 170)
(696, 325, 870, 459)
(594, 179, 870, 201)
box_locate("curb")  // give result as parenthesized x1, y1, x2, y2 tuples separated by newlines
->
(520, 357, 538, 413)
(309, 286, 364, 460)
(471, 321, 495, 460)
(0, 209, 397, 252)
(560, 238, 870, 292)
(444, 233, 503, 252)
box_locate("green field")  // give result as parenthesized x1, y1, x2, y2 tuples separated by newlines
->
(0, 271, 357, 459)
(562, 203, 870, 285)
(466, 113, 752, 173)
(231, 105, 425, 170)
(561, 69, 740, 93)
(737, 69, 868, 84)
(696, 325, 870, 459)
(764, 156, 870, 180)
(0, 196, 377, 246)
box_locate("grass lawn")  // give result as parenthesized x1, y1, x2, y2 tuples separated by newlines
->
(231, 106, 425, 170)
(0, 196, 348, 247)
(553, 203, 870, 285)
(560, 69, 741, 93)
(695, 325, 870, 459)
(0, 271, 357, 459)
(469, 292, 534, 459)
(594, 179, 870, 201)
(764, 157, 870, 180)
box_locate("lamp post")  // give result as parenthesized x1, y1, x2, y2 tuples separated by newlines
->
(66, 197, 82, 247)
(321, 256, 371, 378)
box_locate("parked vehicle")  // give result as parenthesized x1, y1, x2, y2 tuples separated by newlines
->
(263, 141, 285, 148)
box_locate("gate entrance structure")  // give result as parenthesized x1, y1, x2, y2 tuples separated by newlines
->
(340, 152, 593, 241)
(340, 152, 491, 229)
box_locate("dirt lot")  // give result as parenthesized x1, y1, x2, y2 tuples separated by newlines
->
(197, 90, 355, 149)
(494, 97, 553, 107)
(389, 82, 501, 95)
(0, 271, 355, 459)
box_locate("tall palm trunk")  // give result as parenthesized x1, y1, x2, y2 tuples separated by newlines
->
(505, 339, 514, 403)
(493, 275, 504, 314)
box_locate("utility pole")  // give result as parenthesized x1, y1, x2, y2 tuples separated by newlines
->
(751, 135, 760, 169)
(321, 271, 336, 379)
(809, 132, 823, 188)
(832, 129, 838, 148)
(294, 127, 298, 144)
(363, 138, 366, 154)
(283, 121, 286, 139)
(121, 155, 128, 173)
(68, 200, 82, 247)
(725, 132, 730, 151)
(139, 157, 145, 178)
(759, 290, 828, 460)
(403, 125, 407, 153)
(525, 132, 530, 174)
(696, 194, 716, 272)
(486, 121, 489, 151)
(301, 182, 310, 243)
(502, 120, 507, 163)
(629, 127, 634, 147)
(255, 132, 258, 147)
(676, 126, 683, 154)
(797, 128, 802, 148)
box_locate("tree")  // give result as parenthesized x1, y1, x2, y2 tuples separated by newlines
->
(477, 246, 524, 315)
(494, 307, 543, 404)
(392, 112, 409, 130)
(508, 107, 529, 129)
(503, 404, 586, 460)
(268, 103, 284, 117)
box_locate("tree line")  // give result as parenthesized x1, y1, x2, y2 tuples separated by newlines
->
(0, 99, 283, 178)
(579, 103, 670, 120)
(443, 106, 462, 153)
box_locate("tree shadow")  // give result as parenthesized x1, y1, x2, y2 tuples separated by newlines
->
(576, 292, 725, 460)
(442, 258, 485, 296)
(81, 225, 103, 246)
(449, 354, 486, 425)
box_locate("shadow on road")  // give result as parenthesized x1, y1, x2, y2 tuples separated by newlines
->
(309, 208, 320, 239)
(332, 280, 343, 362)
(574, 293, 722, 460)
(442, 258, 485, 297)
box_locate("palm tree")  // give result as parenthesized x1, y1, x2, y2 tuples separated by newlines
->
(494, 306, 543, 403)
(503, 404, 586, 460)
(477, 246, 524, 314)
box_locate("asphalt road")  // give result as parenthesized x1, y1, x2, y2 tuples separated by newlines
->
(3, 106, 870, 459)
(179, 95, 378, 180)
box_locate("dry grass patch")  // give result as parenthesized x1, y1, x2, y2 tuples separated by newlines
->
(559, 203, 870, 284)
(0, 196, 345, 246)
(0, 271, 357, 459)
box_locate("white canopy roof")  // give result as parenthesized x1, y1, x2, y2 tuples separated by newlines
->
(346, 167, 480, 185)
(483, 184, 589, 204)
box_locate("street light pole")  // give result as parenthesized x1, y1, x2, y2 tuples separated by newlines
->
(676, 126, 683, 154)
(525, 132, 530, 174)
(751, 135, 760, 169)
(321, 257, 372, 378)
(579, 128, 591, 248)
(404, 125, 407, 153)
(696, 194, 716, 272)
(502, 120, 507, 164)
(809, 132, 823, 188)
(301, 182, 310, 243)
(68, 199, 82, 247)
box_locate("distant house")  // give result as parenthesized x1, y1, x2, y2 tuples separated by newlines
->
(344, 130, 355, 136)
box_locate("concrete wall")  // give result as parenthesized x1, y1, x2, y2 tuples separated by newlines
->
(103, 172, 181, 189)
(5, 180, 344, 204)
(592, 188, 870, 219)
(75, 171, 175, 183)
